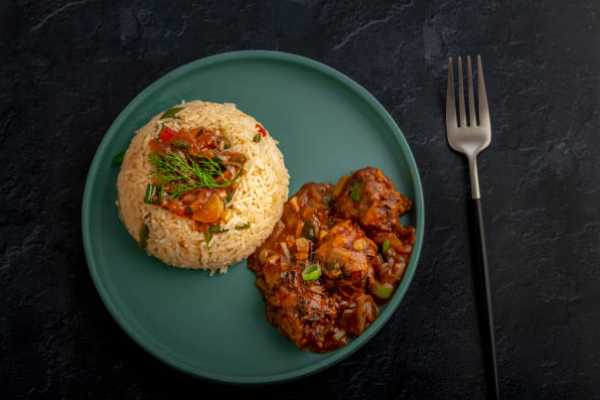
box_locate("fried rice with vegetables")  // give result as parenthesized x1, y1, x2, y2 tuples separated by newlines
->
(116, 100, 289, 271)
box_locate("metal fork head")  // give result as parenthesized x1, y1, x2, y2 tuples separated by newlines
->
(445, 55, 491, 199)
(445, 55, 491, 158)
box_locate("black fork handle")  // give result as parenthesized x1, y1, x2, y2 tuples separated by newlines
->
(470, 198, 500, 400)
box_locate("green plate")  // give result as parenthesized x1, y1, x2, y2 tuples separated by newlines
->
(82, 50, 425, 383)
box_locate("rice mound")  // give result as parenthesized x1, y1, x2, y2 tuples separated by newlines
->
(116, 100, 289, 272)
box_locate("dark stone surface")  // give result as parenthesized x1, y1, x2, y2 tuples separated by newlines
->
(2, 0, 600, 398)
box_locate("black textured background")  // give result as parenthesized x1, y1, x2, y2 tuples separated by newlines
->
(2, 1, 600, 399)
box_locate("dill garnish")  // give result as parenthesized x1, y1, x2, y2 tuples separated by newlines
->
(149, 152, 235, 198)
(144, 184, 162, 204)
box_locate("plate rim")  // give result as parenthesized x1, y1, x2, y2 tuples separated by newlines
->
(81, 49, 425, 384)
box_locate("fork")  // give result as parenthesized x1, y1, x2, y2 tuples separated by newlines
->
(445, 55, 500, 400)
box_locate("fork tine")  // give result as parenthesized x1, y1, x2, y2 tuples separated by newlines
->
(457, 56, 466, 127)
(467, 56, 476, 126)
(477, 55, 490, 127)
(446, 57, 457, 128)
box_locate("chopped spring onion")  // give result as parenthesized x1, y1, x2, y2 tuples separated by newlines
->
(171, 140, 190, 150)
(235, 223, 251, 230)
(160, 106, 184, 120)
(253, 134, 261, 143)
(350, 181, 362, 202)
(209, 225, 228, 234)
(372, 282, 394, 300)
(382, 239, 391, 254)
(144, 184, 162, 204)
(205, 225, 228, 244)
(302, 263, 321, 281)
(113, 151, 125, 166)
(225, 191, 233, 204)
(139, 223, 149, 249)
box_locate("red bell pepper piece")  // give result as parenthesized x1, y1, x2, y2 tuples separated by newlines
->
(159, 126, 176, 143)
(256, 124, 267, 137)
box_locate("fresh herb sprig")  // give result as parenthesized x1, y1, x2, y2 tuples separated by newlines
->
(144, 184, 162, 204)
(149, 153, 235, 198)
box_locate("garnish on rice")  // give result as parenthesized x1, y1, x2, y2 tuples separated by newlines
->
(116, 100, 289, 271)
(145, 119, 246, 231)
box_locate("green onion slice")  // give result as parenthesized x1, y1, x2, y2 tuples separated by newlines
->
(205, 225, 228, 244)
(302, 263, 322, 281)
(350, 181, 362, 202)
(171, 140, 190, 150)
(208, 225, 228, 234)
(139, 223, 149, 249)
(382, 239, 390, 254)
(372, 282, 394, 299)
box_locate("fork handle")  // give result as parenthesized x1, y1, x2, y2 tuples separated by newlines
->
(470, 197, 500, 400)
